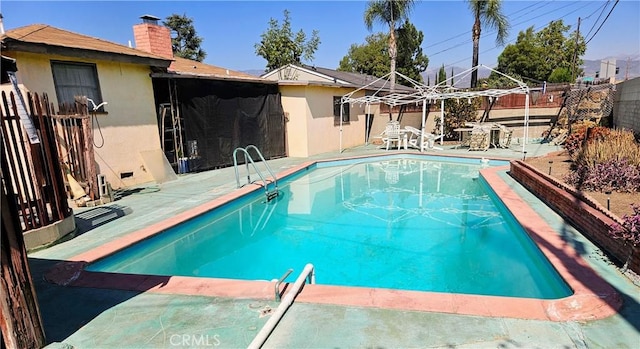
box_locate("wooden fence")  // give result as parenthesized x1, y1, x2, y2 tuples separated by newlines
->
(1, 91, 71, 232)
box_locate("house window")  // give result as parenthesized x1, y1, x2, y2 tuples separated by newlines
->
(333, 96, 350, 126)
(51, 61, 105, 112)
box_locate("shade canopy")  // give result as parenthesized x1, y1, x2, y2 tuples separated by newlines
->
(339, 65, 531, 153)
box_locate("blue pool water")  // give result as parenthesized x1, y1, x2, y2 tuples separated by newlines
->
(88, 155, 572, 299)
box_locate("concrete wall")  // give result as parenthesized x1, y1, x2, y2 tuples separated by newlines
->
(7, 51, 163, 189)
(613, 77, 640, 133)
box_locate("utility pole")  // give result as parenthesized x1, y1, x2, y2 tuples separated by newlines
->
(625, 57, 630, 81)
(570, 17, 581, 82)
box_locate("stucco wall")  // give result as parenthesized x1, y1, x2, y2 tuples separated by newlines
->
(279, 86, 310, 157)
(280, 85, 366, 157)
(9, 51, 162, 188)
(613, 77, 640, 134)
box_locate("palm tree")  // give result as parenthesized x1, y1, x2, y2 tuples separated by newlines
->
(364, 0, 414, 92)
(468, 0, 509, 88)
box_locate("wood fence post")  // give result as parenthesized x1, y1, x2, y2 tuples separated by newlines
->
(81, 115, 97, 200)
(0, 189, 46, 348)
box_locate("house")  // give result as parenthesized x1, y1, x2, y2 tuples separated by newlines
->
(1, 23, 174, 189)
(261, 64, 432, 156)
(1, 16, 286, 192)
(134, 16, 285, 171)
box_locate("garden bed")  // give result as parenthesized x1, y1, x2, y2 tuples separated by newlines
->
(511, 155, 639, 274)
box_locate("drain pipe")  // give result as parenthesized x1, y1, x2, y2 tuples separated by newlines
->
(248, 263, 315, 349)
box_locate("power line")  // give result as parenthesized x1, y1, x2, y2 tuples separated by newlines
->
(582, 0, 611, 40)
(423, 1, 553, 50)
(585, 0, 620, 44)
(427, 1, 588, 57)
(444, 15, 586, 69)
(427, 1, 593, 60)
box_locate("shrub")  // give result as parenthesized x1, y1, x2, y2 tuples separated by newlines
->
(564, 158, 640, 192)
(564, 128, 640, 192)
(564, 131, 585, 157)
(611, 204, 640, 247)
(436, 98, 480, 140)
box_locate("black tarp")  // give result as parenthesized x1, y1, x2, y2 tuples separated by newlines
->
(152, 78, 286, 172)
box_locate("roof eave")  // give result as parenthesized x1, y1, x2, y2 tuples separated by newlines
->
(151, 72, 276, 84)
(2, 40, 172, 68)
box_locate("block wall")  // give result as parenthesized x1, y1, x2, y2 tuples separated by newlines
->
(509, 160, 639, 274)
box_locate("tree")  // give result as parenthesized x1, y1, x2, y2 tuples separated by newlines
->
(435, 98, 481, 140)
(364, 0, 415, 91)
(255, 10, 321, 72)
(338, 33, 391, 78)
(163, 14, 206, 62)
(451, 67, 455, 86)
(395, 20, 429, 82)
(548, 67, 573, 83)
(437, 64, 446, 84)
(494, 20, 585, 83)
(467, 0, 509, 88)
(338, 20, 428, 82)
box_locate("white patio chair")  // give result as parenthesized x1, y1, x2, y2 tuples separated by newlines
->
(497, 124, 513, 148)
(405, 126, 442, 151)
(381, 122, 402, 150)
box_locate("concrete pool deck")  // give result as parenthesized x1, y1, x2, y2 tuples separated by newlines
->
(30, 143, 640, 348)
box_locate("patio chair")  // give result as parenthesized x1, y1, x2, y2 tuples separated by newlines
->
(468, 129, 490, 151)
(381, 122, 402, 150)
(405, 126, 442, 151)
(497, 124, 513, 148)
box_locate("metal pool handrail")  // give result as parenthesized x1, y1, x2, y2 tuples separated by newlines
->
(274, 268, 293, 301)
(232, 145, 278, 201)
(248, 264, 315, 349)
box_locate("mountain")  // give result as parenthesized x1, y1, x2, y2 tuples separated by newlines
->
(419, 58, 639, 88)
(420, 66, 490, 88)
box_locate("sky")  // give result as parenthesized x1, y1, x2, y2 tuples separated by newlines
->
(2, 0, 639, 73)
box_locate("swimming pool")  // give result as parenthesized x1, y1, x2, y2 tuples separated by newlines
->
(87, 155, 571, 299)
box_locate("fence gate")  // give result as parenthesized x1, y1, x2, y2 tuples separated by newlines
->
(53, 96, 99, 202)
(1, 91, 71, 232)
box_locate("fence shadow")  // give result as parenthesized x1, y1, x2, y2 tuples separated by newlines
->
(29, 257, 170, 344)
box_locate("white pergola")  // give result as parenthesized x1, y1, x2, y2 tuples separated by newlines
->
(340, 64, 531, 153)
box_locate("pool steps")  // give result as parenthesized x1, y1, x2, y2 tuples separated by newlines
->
(249, 264, 316, 349)
(232, 145, 279, 201)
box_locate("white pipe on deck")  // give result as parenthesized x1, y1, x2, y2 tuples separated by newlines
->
(248, 263, 315, 349)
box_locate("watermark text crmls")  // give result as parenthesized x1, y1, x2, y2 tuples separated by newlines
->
(170, 334, 221, 347)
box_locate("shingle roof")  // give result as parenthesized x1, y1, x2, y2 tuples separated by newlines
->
(2, 24, 268, 83)
(299, 64, 416, 92)
(168, 57, 266, 81)
(1, 24, 170, 63)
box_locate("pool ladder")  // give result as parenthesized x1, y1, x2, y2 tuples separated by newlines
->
(232, 145, 279, 201)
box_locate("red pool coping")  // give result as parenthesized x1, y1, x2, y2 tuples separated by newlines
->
(46, 154, 622, 321)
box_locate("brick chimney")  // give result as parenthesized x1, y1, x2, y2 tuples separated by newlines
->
(133, 15, 173, 59)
